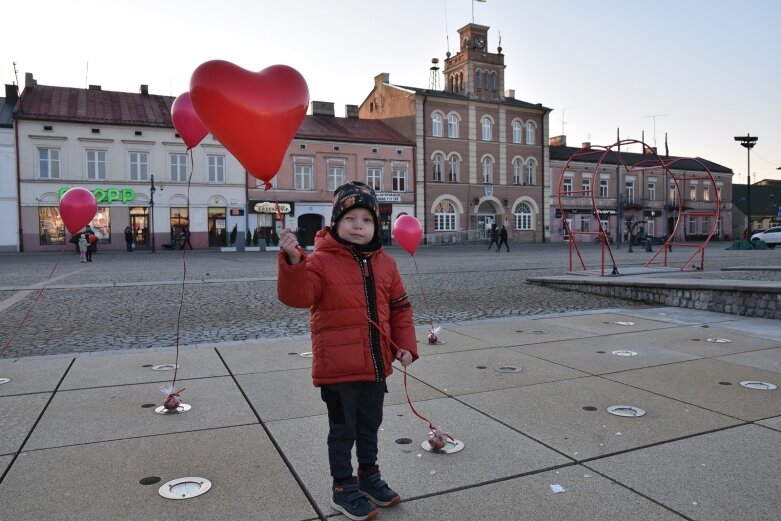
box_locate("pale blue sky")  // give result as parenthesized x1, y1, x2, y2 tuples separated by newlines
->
(7, 0, 781, 181)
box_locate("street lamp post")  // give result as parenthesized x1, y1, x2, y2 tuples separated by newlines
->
(149, 174, 163, 253)
(734, 134, 757, 238)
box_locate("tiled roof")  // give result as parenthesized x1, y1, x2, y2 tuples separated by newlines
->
(14, 84, 175, 128)
(550, 145, 733, 174)
(394, 84, 551, 111)
(296, 114, 413, 145)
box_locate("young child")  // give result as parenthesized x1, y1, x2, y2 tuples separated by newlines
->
(77, 234, 88, 263)
(278, 181, 417, 521)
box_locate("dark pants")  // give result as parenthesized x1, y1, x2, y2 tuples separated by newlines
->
(320, 381, 386, 480)
(498, 239, 509, 251)
(86, 249, 94, 262)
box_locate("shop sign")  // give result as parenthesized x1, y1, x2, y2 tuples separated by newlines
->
(376, 192, 401, 202)
(597, 209, 617, 216)
(58, 187, 135, 204)
(253, 201, 292, 214)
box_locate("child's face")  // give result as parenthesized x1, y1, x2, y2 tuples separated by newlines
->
(335, 207, 375, 245)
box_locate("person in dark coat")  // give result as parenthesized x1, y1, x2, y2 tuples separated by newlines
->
(487, 224, 500, 251)
(180, 227, 193, 249)
(124, 226, 134, 252)
(498, 225, 510, 252)
(85, 228, 98, 262)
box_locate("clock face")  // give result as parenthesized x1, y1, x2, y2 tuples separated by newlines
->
(474, 35, 485, 48)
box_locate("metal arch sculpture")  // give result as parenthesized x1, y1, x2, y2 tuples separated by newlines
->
(556, 139, 720, 275)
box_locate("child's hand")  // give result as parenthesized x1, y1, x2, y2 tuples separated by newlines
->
(395, 349, 413, 367)
(279, 228, 301, 264)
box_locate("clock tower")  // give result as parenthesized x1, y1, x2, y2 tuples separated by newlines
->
(443, 23, 505, 101)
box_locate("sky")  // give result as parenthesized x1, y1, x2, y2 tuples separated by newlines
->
(6, 0, 781, 182)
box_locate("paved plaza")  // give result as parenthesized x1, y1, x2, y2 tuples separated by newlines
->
(1, 243, 780, 520)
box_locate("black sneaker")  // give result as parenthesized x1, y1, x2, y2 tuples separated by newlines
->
(331, 481, 378, 520)
(358, 472, 401, 507)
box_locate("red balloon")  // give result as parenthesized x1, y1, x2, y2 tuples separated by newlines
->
(59, 187, 97, 234)
(171, 92, 208, 149)
(393, 215, 423, 255)
(189, 60, 309, 189)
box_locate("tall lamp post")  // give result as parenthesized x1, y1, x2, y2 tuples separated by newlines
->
(149, 174, 163, 253)
(734, 134, 757, 238)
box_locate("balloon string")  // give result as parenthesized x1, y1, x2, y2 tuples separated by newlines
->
(271, 186, 307, 259)
(1, 241, 68, 358)
(410, 254, 437, 337)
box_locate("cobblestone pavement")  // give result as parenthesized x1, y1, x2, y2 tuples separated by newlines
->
(0, 242, 778, 358)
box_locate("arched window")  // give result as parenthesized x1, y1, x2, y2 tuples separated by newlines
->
(482, 156, 493, 184)
(525, 121, 536, 145)
(448, 154, 460, 182)
(512, 120, 522, 144)
(481, 117, 492, 141)
(447, 114, 459, 139)
(525, 158, 537, 185)
(513, 158, 523, 185)
(514, 202, 533, 230)
(432, 113, 443, 137)
(432, 153, 443, 181)
(488, 72, 496, 91)
(475, 70, 482, 89)
(434, 200, 457, 231)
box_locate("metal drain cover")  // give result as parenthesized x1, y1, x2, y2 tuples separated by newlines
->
(299, 352, 313, 358)
(0, 377, 10, 385)
(607, 405, 646, 417)
(740, 381, 777, 390)
(151, 364, 179, 371)
(611, 350, 638, 357)
(158, 477, 212, 500)
(155, 403, 192, 414)
(528, 330, 549, 335)
(421, 438, 465, 454)
(706, 338, 732, 343)
(614, 321, 635, 326)
(494, 365, 522, 373)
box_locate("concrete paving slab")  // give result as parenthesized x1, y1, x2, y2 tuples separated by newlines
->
(623, 306, 741, 326)
(509, 335, 701, 375)
(0, 356, 71, 396)
(237, 367, 445, 422)
(0, 454, 11, 475)
(460, 376, 741, 461)
(24, 376, 258, 450)
(603, 359, 781, 421)
(0, 424, 319, 521)
(60, 347, 228, 390)
(588, 425, 781, 521)
(413, 323, 495, 354)
(0, 393, 49, 455)
(408, 347, 588, 396)
(438, 317, 596, 349)
(216, 338, 314, 375)
(701, 315, 781, 342)
(533, 312, 675, 336)
(718, 347, 781, 373)
(267, 397, 571, 515)
(366, 464, 686, 521)
(758, 415, 781, 431)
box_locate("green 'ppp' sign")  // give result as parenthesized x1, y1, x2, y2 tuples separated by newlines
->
(58, 187, 136, 204)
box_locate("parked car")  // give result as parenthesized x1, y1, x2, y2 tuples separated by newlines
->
(750, 227, 781, 248)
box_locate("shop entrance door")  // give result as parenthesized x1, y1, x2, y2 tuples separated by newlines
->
(129, 207, 149, 249)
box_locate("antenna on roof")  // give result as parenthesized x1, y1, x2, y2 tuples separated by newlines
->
(443, 0, 451, 55)
(85, 61, 89, 89)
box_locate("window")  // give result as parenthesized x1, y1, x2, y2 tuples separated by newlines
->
(481, 117, 492, 141)
(514, 202, 532, 230)
(475, 70, 482, 89)
(38, 207, 65, 245)
(38, 148, 61, 179)
(447, 114, 459, 138)
(432, 113, 443, 137)
(448, 154, 460, 182)
(669, 184, 677, 204)
(294, 157, 313, 190)
(392, 164, 407, 192)
(90, 207, 111, 240)
(327, 159, 345, 192)
(86, 149, 107, 180)
(563, 178, 573, 196)
(702, 217, 710, 235)
(434, 201, 456, 231)
(512, 120, 522, 144)
(513, 158, 522, 185)
(689, 184, 697, 201)
(583, 178, 592, 195)
(688, 217, 697, 235)
(525, 159, 537, 185)
(648, 182, 656, 200)
(600, 179, 609, 198)
(482, 157, 493, 184)
(703, 185, 710, 201)
(625, 181, 635, 204)
(169, 153, 187, 182)
(366, 165, 382, 191)
(207, 154, 225, 183)
(432, 153, 443, 181)
(129, 151, 149, 181)
(525, 121, 536, 145)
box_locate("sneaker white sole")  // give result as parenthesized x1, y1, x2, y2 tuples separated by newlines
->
(330, 498, 378, 521)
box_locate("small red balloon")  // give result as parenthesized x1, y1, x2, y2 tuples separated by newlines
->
(171, 92, 208, 149)
(59, 187, 97, 234)
(393, 215, 423, 255)
(163, 392, 181, 411)
(189, 60, 309, 189)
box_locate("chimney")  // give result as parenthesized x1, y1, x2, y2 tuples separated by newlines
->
(311, 101, 335, 116)
(345, 105, 359, 118)
(375, 72, 390, 88)
(504, 89, 515, 98)
(549, 135, 566, 146)
(581, 141, 591, 149)
(643, 145, 657, 155)
(139, 84, 149, 95)
(25, 72, 37, 88)
(5, 84, 18, 102)
(88, 85, 102, 91)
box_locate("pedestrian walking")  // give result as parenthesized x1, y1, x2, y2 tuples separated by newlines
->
(124, 226, 134, 252)
(498, 225, 510, 252)
(77, 234, 88, 262)
(86, 228, 98, 262)
(487, 224, 500, 251)
(277, 181, 417, 521)
(179, 227, 193, 250)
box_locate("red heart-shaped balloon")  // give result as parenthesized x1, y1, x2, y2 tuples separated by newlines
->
(171, 91, 208, 149)
(59, 187, 97, 234)
(189, 60, 309, 188)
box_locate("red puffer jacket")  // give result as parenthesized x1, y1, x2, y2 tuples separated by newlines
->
(278, 228, 418, 386)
